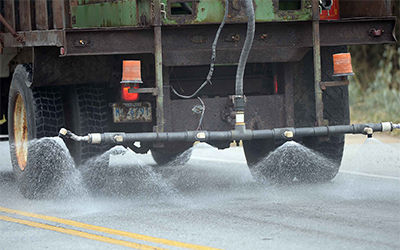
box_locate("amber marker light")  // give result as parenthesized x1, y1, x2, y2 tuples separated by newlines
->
(121, 60, 143, 101)
(332, 53, 354, 77)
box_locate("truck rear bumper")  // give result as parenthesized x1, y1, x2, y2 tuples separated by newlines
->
(60, 17, 396, 65)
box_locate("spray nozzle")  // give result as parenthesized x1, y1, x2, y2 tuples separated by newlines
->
(58, 128, 90, 143)
(363, 127, 373, 138)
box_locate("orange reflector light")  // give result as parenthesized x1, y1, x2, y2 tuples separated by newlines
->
(333, 53, 354, 76)
(122, 84, 139, 102)
(121, 60, 142, 101)
(122, 60, 143, 83)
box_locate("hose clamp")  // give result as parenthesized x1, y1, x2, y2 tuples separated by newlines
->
(89, 133, 102, 144)
(381, 122, 392, 132)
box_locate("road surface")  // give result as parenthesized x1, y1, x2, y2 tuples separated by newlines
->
(0, 135, 399, 249)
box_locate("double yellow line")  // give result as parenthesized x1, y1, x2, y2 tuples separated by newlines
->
(0, 206, 219, 250)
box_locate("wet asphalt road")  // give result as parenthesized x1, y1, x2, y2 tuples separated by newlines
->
(0, 135, 399, 250)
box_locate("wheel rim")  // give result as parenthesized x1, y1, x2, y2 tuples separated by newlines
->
(13, 93, 28, 171)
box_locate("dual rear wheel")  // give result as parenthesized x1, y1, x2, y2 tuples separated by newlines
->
(8, 65, 190, 198)
(7, 65, 113, 197)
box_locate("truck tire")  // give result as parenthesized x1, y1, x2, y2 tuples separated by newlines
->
(296, 46, 350, 183)
(64, 84, 111, 190)
(65, 84, 110, 165)
(8, 64, 65, 198)
(243, 139, 275, 166)
(244, 139, 289, 183)
(242, 87, 287, 182)
(151, 143, 192, 166)
(244, 46, 349, 183)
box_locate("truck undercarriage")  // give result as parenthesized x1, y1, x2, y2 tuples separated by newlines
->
(0, 0, 398, 197)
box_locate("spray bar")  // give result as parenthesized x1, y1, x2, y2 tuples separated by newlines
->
(59, 122, 400, 145)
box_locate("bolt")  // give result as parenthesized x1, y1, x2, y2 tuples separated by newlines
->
(231, 34, 240, 42)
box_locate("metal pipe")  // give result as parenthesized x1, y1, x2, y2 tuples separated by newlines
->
(0, 13, 24, 43)
(312, 0, 324, 126)
(59, 122, 400, 145)
(154, 0, 164, 132)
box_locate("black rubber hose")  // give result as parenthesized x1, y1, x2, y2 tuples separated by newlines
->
(181, 3, 193, 14)
(235, 0, 255, 97)
(172, 0, 229, 99)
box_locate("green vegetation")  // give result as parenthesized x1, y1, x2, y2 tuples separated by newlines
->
(348, 2, 399, 134)
(349, 44, 400, 136)
(349, 45, 400, 125)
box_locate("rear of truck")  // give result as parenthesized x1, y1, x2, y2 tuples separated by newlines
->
(0, 0, 397, 196)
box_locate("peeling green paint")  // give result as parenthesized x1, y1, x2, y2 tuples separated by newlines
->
(195, 1, 225, 23)
(71, 0, 312, 28)
(71, 0, 138, 28)
(254, 0, 275, 21)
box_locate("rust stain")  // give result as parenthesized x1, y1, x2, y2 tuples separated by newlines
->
(13, 93, 28, 171)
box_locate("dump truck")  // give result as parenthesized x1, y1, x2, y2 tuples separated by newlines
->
(0, 0, 398, 197)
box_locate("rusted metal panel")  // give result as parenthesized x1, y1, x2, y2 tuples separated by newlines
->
(162, 0, 312, 25)
(167, 95, 286, 132)
(320, 18, 396, 45)
(35, 0, 49, 30)
(4, 0, 16, 30)
(283, 64, 295, 127)
(164, 47, 308, 66)
(52, 0, 66, 29)
(340, 0, 393, 18)
(63, 18, 396, 63)
(32, 46, 113, 87)
(65, 28, 153, 55)
(19, 0, 32, 31)
(0, 30, 63, 47)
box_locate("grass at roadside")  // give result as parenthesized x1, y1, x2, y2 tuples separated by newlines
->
(349, 45, 400, 136)
(349, 78, 400, 136)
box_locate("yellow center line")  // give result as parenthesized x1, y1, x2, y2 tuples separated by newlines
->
(0, 215, 163, 250)
(0, 206, 220, 250)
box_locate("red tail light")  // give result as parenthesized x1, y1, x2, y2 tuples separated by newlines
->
(122, 84, 139, 102)
(273, 74, 278, 94)
(121, 60, 142, 102)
